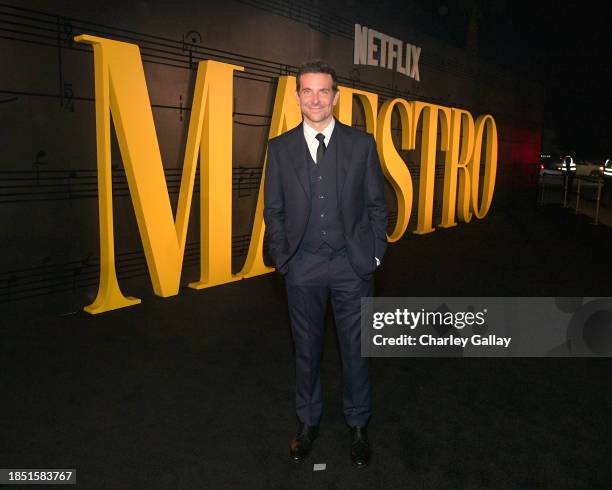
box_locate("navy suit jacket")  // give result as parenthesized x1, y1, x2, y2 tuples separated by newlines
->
(263, 120, 388, 279)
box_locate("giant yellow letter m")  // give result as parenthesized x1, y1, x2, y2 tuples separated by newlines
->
(76, 35, 245, 314)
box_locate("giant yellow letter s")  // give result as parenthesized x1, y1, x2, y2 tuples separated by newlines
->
(75, 35, 243, 314)
(376, 98, 414, 242)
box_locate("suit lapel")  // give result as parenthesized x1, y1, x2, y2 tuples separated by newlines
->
(335, 122, 352, 201)
(286, 123, 310, 199)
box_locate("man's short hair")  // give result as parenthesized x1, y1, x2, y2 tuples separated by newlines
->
(296, 60, 339, 93)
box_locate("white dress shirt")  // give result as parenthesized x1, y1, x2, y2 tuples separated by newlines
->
(303, 118, 335, 164)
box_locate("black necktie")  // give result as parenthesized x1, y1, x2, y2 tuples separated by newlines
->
(315, 133, 326, 165)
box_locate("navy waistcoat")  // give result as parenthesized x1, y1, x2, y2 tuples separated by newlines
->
(300, 131, 346, 253)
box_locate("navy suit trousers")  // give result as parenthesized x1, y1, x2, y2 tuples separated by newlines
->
(285, 244, 373, 427)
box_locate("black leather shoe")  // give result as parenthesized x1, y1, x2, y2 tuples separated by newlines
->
(289, 423, 318, 463)
(350, 426, 371, 468)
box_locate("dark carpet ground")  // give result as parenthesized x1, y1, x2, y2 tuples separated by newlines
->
(2, 190, 612, 489)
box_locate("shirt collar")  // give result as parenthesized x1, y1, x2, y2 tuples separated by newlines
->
(303, 117, 335, 144)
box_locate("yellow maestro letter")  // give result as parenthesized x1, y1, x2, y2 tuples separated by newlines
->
(239, 76, 302, 278)
(75, 34, 243, 314)
(376, 98, 414, 242)
(470, 115, 498, 219)
(410, 102, 451, 235)
(334, 86, 378, 135)
(440, 108, 476, 226)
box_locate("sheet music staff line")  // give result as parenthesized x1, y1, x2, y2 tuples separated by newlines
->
(0, 166, 269, 203)
(0, 209, 403, 304)
(2, 0, 488, 86)
(0, 160, 471, 204)
(3, 154, 507, 205)
(0, 89, 442, 134)
(0, 233, 265, 303)
(0, 8, 540, 128)
(0, 3, 483, 112)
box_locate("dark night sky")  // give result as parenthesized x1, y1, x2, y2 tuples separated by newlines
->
(346, 0, 611, 157)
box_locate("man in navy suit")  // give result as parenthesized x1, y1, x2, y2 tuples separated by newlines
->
(264, 60, 388, 468)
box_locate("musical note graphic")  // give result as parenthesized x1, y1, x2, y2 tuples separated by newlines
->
(182, 30, 202, 70)
(60, 17, 74, 47)
(63, 83, 74, 112)
(55, 16, 73, 108)
(33, 150, 48, 185)
(279, 64, 291, 76)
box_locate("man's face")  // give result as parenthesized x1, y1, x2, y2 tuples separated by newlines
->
(296, 72, 339, 128)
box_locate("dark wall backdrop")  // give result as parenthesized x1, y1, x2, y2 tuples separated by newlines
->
(0, 0, 543, 310)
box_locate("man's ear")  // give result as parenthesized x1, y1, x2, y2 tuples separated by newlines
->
(332, 90, 340, 107)
(295, 91, 301, 106)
